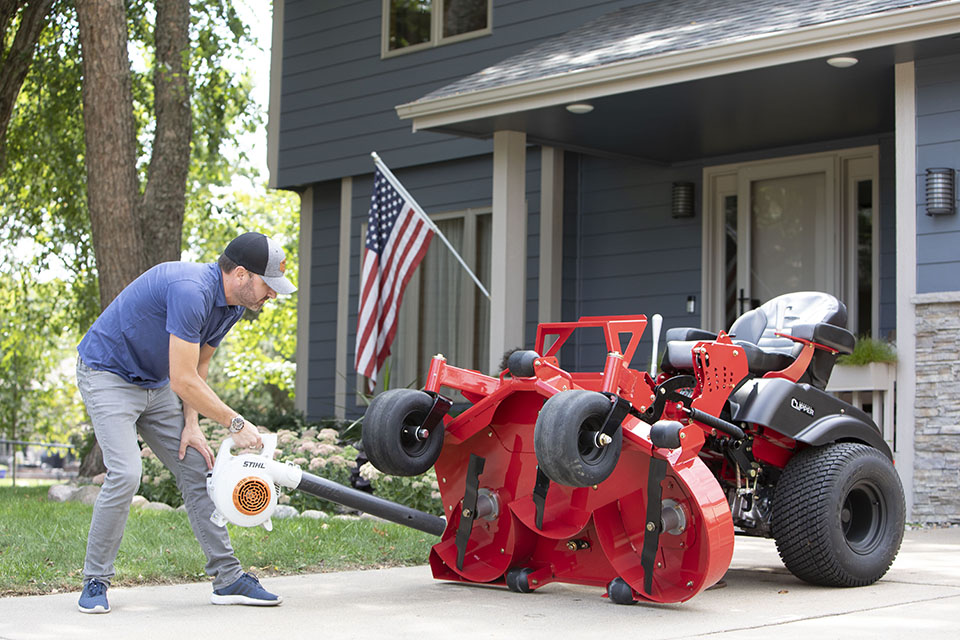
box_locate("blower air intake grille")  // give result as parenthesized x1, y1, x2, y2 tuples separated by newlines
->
(233, 477, 272, 515)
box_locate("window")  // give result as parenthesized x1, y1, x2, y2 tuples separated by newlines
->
(383, 0, 491, 56)
(363, 208, 491, 396)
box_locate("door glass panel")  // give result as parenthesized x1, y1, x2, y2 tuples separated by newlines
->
(750, 173, 824, 302)
(856, 180, 873, 337)
(723, 195, 738, 329)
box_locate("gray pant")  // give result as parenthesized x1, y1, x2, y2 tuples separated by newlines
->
(76, 357, 242, 589)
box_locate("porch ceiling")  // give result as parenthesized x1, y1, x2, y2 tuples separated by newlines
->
(424, 48, 905, 164)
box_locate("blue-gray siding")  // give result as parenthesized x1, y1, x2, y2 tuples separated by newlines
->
(915, 53, 960, 295)
(277, 0, 644, 188)
(304, 181, 342, 419)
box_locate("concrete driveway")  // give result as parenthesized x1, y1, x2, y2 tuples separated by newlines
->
(1, 527, 958, 640)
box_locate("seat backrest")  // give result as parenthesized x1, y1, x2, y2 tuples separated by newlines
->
(731, 291, 850, 389)
(754, 291, 847, 340)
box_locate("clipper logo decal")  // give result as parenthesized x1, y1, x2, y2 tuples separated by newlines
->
(243, 460, 266, 469)
(791, 398, 815, 416)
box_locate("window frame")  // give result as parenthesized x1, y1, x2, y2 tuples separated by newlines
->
(381, 0, 492, 58)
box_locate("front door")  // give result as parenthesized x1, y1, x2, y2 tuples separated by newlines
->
(703, 148, 878, 334)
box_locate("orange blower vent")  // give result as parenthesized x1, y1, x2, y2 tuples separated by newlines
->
(233, 477, 272, 516)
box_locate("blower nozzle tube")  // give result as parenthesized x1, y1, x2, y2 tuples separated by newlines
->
(295, 472, 447, 537)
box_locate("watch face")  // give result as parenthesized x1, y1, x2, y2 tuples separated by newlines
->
(230, 416, 244, 433)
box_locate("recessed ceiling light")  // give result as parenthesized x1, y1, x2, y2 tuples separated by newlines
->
(566, 103, 594, 114)
(827, 56, 858, 68)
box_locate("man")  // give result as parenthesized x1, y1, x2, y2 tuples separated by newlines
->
(74, 231, 295, 613)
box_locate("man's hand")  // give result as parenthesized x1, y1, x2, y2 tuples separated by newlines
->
(178, 421, 216, 469)
(230, 420, 264, 450)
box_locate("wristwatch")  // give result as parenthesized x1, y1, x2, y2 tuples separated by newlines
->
(229, 415, 246, 434)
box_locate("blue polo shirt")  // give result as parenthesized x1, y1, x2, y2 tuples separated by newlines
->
(78, 262, 245, 388)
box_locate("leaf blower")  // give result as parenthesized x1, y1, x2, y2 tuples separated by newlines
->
(206, 433, 446, 535)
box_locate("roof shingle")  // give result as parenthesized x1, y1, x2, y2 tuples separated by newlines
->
(417, 0, 953, 102)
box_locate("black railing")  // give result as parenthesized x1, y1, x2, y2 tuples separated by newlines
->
(0, 439, 76, 486)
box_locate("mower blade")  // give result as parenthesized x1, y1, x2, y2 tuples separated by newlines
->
(641, 456, 667, 595)
(455, 454, 486, 570)
(532, 466, 550, 530)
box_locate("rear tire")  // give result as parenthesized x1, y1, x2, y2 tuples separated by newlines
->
(772, 442, 904, 587)
(362, 389, 443, 476)
(534, 389, 621, 487)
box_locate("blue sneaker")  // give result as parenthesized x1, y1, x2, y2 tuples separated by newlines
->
(210, 572, 282, 606)
(78, 579, 110, 614)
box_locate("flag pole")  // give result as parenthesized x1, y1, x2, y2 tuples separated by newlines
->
(371, 152, 491, 300)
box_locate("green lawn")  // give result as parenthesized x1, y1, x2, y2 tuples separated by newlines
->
(0, 486, 436, 596)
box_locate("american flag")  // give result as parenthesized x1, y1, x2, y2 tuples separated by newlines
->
(355, 167, 434, 385)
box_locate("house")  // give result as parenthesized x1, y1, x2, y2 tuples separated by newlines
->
(267, 0, 960, 522)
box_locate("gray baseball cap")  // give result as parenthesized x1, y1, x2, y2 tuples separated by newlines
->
(223, 232, 297, 295)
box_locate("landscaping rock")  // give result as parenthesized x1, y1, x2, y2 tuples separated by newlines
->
(359, 513, 388, 524)
(91, 473, 106, 485)
(48, 484, 79, 503)
(130, 495, 148, 508)
(333, 514, 360, 522)
(71, 485, 102, 505)
(273, 505, 299, 519)
(141, 501, 174, 511)
(176, 505, 187, 512)
(300, 509, 328, 519)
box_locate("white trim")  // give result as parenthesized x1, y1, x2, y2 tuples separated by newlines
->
(294, 186, 314, 415)
(266, 0, 284, 189)
(539, 146, 563, 323)
(489, 130, 527, 374)
(334, 177, 353, 420)
(894, 60, 917, 518)
(398, 2, 960, 130)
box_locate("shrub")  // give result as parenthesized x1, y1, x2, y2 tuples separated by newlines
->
(359, 463, 443, 516)
(837, 337, 897, 366)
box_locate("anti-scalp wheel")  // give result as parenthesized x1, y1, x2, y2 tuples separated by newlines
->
(362, 389, 444, 476)
(534, 389, 622, 487)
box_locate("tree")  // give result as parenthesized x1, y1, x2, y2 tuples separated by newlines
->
(1, 0, 259, 325)
(76, 0, 190, 308)
(0, 0, 56, 172)
(0, 263, 83, 446)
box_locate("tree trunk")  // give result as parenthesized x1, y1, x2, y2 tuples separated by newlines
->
(0, 0, 56, 172)
(75, 0, 193, 475)
(76, 0, 145, 308)
(140, 0, 190, 267)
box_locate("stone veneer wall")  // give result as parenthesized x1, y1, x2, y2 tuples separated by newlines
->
(913, 292, 960, 523)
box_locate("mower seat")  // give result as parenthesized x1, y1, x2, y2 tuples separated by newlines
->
(661, 292, 855, 389)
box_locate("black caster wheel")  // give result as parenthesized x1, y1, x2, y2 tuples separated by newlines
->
(505, 567, 535, 593)
(362, 389, 444, 476)
(606, 577, 637, 605)
(534, 389, 622, 487)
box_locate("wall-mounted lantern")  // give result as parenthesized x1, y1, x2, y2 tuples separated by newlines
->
(926, 168, 956, 216)
(672, 182, 695, 218)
